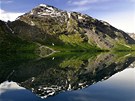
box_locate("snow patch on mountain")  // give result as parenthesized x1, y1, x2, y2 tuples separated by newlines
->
(39, 4, 47, 7)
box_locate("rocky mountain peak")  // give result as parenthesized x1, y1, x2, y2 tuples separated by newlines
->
(27, 4, 64, 17)
(20, 4, 89, 21)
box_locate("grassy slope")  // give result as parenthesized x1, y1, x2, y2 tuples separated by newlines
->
(113, 43, 135, 51)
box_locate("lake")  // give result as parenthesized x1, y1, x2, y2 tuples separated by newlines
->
(0, 52, 135, 101)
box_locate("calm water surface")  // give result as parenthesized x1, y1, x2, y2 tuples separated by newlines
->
(0, 52, 135, 101)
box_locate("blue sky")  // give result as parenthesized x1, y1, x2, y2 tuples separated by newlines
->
(0, 0, 135, 33)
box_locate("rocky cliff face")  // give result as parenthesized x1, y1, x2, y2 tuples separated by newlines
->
(6, 4, 135, 51)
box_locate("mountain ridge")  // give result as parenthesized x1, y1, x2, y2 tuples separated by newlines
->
(1, 4, 135, 51)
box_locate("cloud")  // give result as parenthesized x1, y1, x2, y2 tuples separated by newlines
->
(67, 0, 110, 12)
(68, 6, 91, 12)
(0, 9, 24, 22)
(0, 81, 25, 94)
(0, 0, 13, 4)
(68, 0, 98, 6)
(68, 0, 109, 6)
(68, 5, 110, 12)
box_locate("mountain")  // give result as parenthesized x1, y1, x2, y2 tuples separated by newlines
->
(1, 4, 135, 51)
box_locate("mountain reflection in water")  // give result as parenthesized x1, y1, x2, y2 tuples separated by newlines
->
(0, 52, 135, 101)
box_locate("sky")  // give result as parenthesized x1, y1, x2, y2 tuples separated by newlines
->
(0, 0, 135, 33)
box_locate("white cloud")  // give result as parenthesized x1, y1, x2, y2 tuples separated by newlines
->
(68, 6, 91, 12)
(68, 0, 109, 6)
(68, 0, 135, 6)
(0, 9, 24, 22)
(69, 0, 98, 6)
(0, 0, 13, 4)
(67, 0, 111, 12)
(68, 5, 109, 12)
